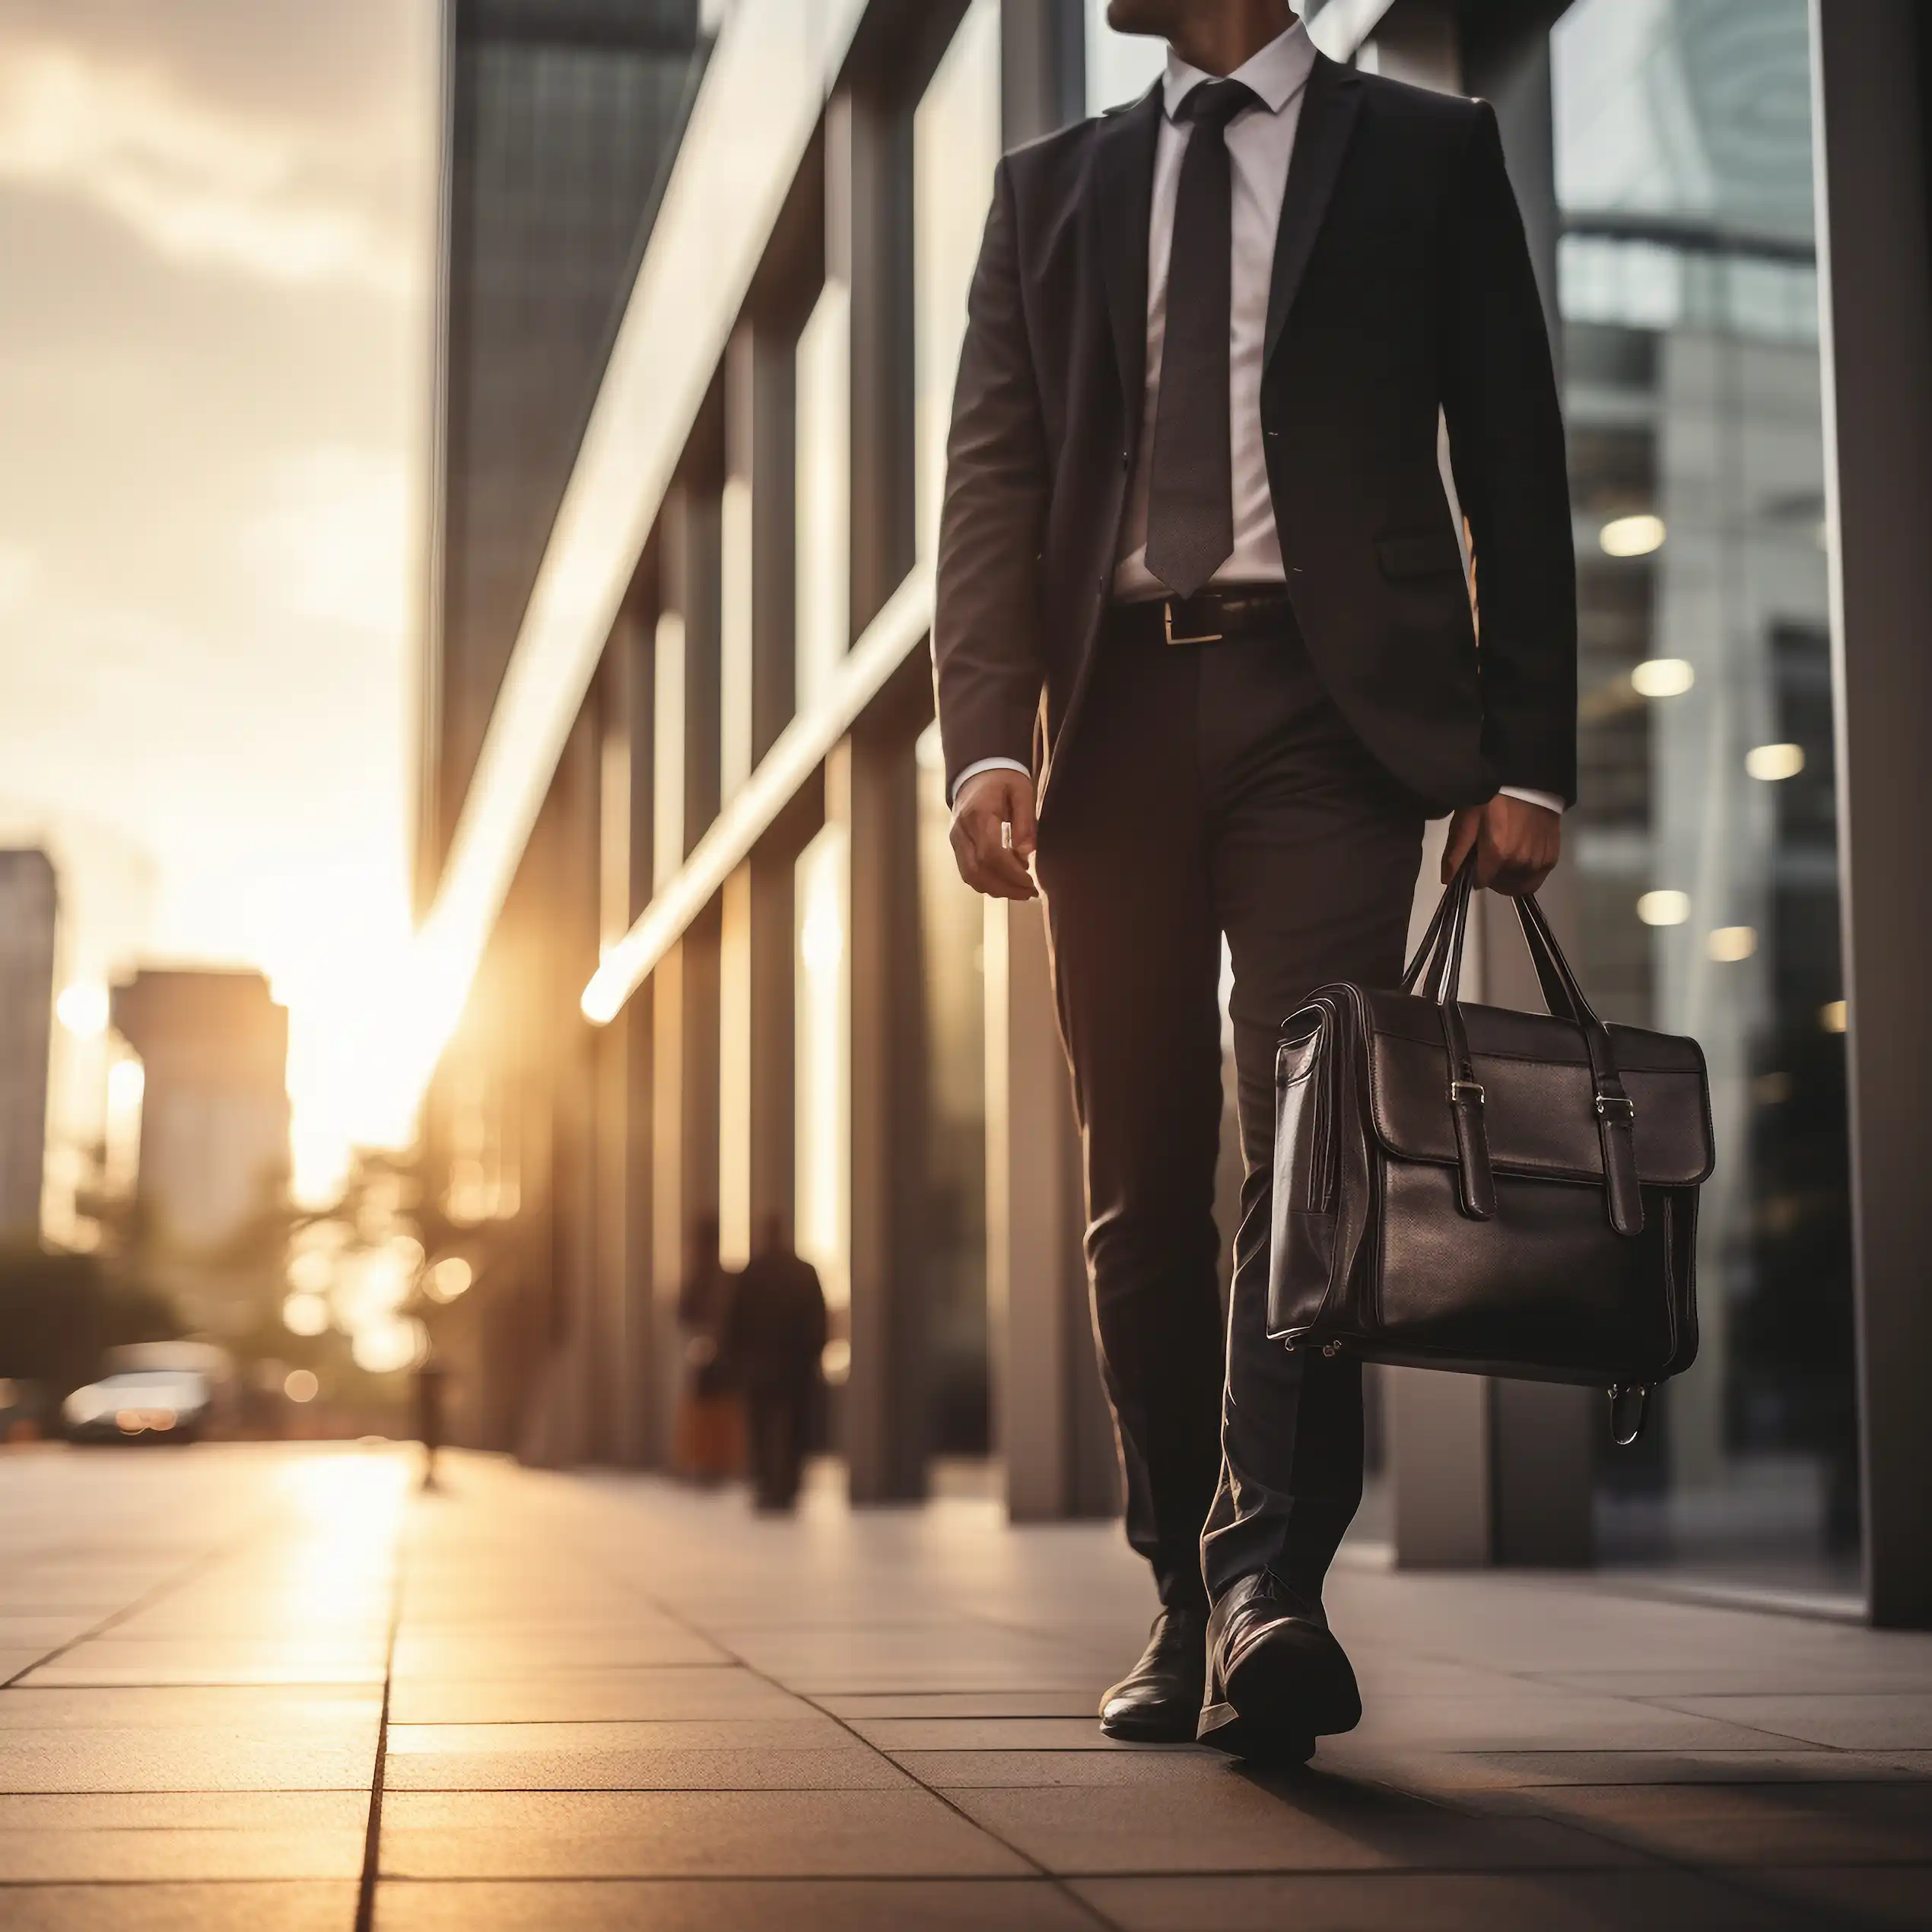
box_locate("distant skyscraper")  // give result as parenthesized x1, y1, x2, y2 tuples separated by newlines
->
(110, 971, 291, 1254)
(0, 850, 57, 1241)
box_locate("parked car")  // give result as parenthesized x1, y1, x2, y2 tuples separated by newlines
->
(62, 1370, 211, 1444)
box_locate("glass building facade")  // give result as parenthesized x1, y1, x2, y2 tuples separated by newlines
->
(1553, 0, 1854, 1584)
(415, 0, 1932, 1622)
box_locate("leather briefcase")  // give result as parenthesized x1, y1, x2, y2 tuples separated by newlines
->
(1266, 857, 1713, 1444)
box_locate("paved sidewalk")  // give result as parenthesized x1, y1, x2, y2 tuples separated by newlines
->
(2, 1444, 1930, 1929)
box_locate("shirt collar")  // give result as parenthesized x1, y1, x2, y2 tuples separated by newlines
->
(1162, 19, 1315, 122)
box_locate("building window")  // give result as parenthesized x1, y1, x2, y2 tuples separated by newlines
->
(1555, 0, 1855, 1581)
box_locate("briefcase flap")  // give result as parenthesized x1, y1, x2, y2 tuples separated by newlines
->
(1360, 990, 1714, 1187)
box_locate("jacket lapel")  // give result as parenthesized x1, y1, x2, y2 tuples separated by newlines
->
(1264, 54, 1363, 366)
(1091, 83, 1163, 416)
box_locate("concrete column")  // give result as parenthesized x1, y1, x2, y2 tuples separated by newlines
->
(1000, 0, 1085, 147)
(719, 852, 796, 1268)
(592, 599, 656, 1466)
(984, 896, 1120, 1521)
(826, 85, 914, 640)
(723, 320, 799, 783)
(512, 726, 601, 1472)
(659, 482, 723, 864)
(830, 730, 927, 1502)
(649, 909, 721, 1470)
(1813, 0, 1932, 1627)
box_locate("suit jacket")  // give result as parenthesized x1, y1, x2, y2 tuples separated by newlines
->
(932, 54, 1578, 816)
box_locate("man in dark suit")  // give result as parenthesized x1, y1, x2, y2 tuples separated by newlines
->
(933, 0, 1575, 1760)
(722, 1215, 829, 1513)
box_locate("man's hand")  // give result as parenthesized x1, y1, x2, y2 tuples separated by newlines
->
(1442, 794, 1561, 898)
(949, 767, 1038, 901)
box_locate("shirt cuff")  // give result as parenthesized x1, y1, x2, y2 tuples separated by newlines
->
(952, 756, 1031, 806)
(1498, 786, 1565, 816)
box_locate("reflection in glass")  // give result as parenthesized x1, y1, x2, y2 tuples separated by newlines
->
(1555, 0, 1854, 1584)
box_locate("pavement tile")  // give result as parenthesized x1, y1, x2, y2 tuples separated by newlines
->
(1348, 1692, 1798, 1753)
(391, 1629, 729, 1674)
(943, 1780, 1647, 1876)
(371, 1877, 1095, 1930)
(0, 1791, 367, 1882)
(0, 1686, 381, 1729)
(892, 1748, 1235, 1787)
(1647, 1693, 1932, 1750)
(0, 1617, 102, 1649)
(383, 1719, 909, 1791)
(0, 1882, 358, 1932)
(387, 1667, 808, 1725)
(1325, 1747, 1932, 1790)
(1069, 1868, 1827, 1931)
(847, 1718, 1147, 1751)
(814, 1691, 1100, 1719)
(378, 1788, 1032, 1879)
(1487, 1781, 1932, 1865)
(22, 1639, 387, 1688)
(0, 1724, 378, 1791)
(1745, 1864, 1932, 1928)
(1537, 1661, 1932, 1696)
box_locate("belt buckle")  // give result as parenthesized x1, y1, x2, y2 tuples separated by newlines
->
(1163, 600, 1222, 647)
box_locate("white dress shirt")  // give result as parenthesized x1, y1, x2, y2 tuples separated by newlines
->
(1112, 23, 1314, 597)
(954, 25, 1562, 818)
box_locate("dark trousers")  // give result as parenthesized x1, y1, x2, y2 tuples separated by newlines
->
(745, 1374, 812, 1511)
(1035, 613, 1424, 1612)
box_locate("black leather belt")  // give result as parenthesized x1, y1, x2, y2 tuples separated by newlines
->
(1109, 585, 1300, 647)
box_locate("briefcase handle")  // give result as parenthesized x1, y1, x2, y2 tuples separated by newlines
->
(1402, 854, 1604, 1033)
(1401, 855, 1646, 1239)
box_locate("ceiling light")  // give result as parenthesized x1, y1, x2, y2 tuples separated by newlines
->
(1819, 999, 1848, 1034)
(1631, 658, 1695, 698)
(1600, 513, 1666, 557)
(1707, 926, 1758, 962)
(1745, 742, 1805, 780)
(1637, 890, 1691, 927)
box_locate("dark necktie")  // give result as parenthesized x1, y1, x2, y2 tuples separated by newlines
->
(1143, 78, 1258, 599)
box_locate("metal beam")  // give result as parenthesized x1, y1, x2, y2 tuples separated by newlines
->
(406, 0, 872, 1114)
(583, 566, 933, 1022)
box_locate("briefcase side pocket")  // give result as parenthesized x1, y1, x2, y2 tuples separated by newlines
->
(1269, 1008, 1340, 1338)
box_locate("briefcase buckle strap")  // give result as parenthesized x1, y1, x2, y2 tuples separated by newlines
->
(1593, 1080, 1645, 1238)
(1450, 1079, 1486, 1105)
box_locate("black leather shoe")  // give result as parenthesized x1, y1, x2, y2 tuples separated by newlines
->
(1196, 1573, 1361, 1762)
(1098, 1605, 1208, 1741)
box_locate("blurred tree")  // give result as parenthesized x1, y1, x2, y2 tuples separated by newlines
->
(0, 1246, 180, 1398)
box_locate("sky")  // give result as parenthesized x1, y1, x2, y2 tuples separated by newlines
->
(0, 0, 434, 1200)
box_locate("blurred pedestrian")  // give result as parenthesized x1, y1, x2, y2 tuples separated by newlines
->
(675, 1213, 742, 1482)
(414, 1354, 447, 1492)
(721, 1215, 827, 1512)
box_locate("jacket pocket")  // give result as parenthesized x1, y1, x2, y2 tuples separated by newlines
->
(1376, 530, 1464, 580)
